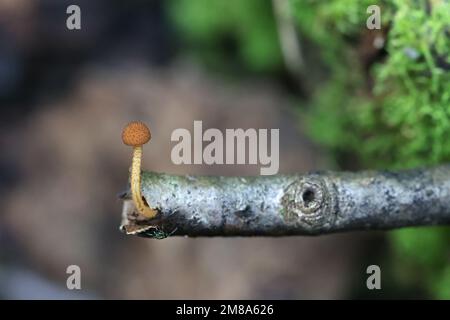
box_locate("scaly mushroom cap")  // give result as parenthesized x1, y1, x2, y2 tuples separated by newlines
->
(122, 121, 151, 146)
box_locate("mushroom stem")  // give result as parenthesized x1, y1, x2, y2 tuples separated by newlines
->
(130, 146, 158, 218)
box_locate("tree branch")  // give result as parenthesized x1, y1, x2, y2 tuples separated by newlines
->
(120, 165, 450, 238)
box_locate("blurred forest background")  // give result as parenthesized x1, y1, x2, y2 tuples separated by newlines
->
(0, 0, 449, 299)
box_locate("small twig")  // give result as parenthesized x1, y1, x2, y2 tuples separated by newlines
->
(272, 0, 304, 78)
(120, 165, 450, 238)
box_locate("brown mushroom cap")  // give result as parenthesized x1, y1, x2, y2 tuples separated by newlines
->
(122, 121, 151, 146)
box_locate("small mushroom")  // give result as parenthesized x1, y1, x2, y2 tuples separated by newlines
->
(122, 121, 158, 218)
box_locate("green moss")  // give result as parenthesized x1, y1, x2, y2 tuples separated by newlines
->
(391, 228, 449, 268)
(167, 0, 283, 72)
(298, 0, 450, 169)
(432, 266, 450, 299)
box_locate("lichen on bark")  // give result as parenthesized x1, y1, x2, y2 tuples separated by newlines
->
(120, 165, 450, 238)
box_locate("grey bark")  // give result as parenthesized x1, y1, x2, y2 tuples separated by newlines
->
(120, 165, 450, 238)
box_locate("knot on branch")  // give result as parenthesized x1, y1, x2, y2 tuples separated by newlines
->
(281, 175, 337, 231)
